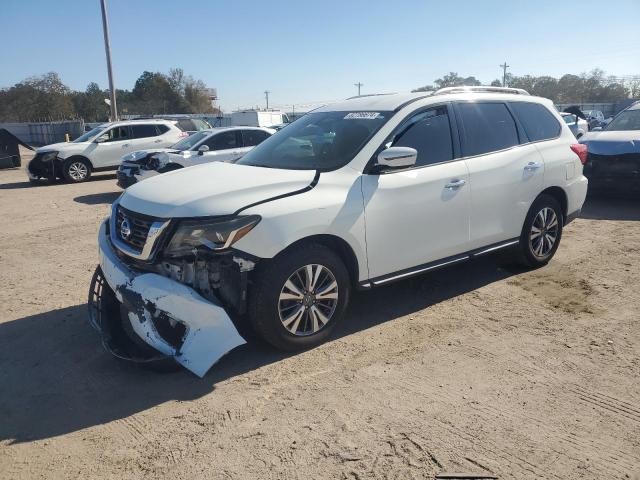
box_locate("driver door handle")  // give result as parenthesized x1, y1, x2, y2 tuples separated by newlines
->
(445, 179, 466, 190)
(524, 161, 542, 171)
(122, 143, 129, 148)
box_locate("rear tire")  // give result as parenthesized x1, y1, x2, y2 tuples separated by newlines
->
(248, 243, 351, 351)
(516, 194, 563, 267)
(63, 158, 92, 183)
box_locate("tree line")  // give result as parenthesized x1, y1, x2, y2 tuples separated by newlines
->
(412, 69, 639, 103)
(0, 68, 218, 123)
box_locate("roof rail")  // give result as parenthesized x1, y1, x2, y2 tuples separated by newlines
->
(345, 93, 397, 100)
(433, 86, 530, 96)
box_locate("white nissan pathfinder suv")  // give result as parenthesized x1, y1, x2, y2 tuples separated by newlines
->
(88, 87, 588, 377)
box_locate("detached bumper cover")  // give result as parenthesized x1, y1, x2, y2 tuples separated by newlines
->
(89, 221, 246, 377)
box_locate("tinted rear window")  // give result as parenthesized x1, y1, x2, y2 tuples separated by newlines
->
(176, 119, 196, 131)
(510, 102, 560, 142)
(130, 124, 159, 139)
(157, 124, 170, 134)
(457, 102, 519, 157)
(242, 129, 270, 147)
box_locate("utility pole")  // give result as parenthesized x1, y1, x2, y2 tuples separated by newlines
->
(354, 82, 363, 96)
(100, 0, 118, 121)
(264, 90, 270, 110)
(499, 62, 510, 87)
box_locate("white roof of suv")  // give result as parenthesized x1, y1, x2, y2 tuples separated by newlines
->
(317, 86, 535, 112)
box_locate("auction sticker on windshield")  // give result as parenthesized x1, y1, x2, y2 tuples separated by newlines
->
(344, 112, 381, 120)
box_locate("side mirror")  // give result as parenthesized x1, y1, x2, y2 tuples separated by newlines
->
(95, 134, 108, 143)
(376, 146, 417, 169)
(198, 144, 210, 155)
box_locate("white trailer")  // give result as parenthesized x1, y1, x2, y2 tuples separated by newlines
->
(231, 110, 290, 127)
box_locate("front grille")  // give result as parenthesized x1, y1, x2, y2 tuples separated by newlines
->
(115, 205, 157, 252)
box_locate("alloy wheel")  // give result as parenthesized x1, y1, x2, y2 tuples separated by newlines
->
(529, 207, 559, 258)
(68, 162, 88, 181)
(278, 264, 339, 336)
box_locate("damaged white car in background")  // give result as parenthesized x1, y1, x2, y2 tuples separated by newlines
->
(116, 126, 274, 188)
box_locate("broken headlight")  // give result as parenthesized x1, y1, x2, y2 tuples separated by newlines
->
(40, 151, 58, 162)
(164, 215, 261, 256)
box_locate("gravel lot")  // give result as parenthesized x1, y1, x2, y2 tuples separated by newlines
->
(1, 153, 639, 479)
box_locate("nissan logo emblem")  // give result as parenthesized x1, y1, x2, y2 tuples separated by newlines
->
(120, 217, 132, 240)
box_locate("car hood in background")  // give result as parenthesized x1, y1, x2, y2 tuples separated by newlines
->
(35, 142, 85, 153)
(580, 130, 640, 155)
(119, 162, 316, 218)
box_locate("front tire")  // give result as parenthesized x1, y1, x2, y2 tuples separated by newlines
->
(517, 194, 563, 267)
(63, 158, 92, 183)
(248, 243, 351, 351)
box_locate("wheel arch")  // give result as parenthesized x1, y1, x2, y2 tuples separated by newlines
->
(273, 234, 361, 287)
(63, 155, 94, 169)
(538, 186, 568, 220)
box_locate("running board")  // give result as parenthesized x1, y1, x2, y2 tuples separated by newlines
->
(361, 238, 519, 288)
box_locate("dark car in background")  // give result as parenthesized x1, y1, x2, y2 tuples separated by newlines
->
(579, 102, 640, 196)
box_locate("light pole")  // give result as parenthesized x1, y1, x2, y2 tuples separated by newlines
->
(100, 0, 118, 121)
(354, 82, 363, 96)
(500, 62, 510, 88)
(264, 90, 270, 110)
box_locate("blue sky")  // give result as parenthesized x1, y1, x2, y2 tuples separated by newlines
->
(1, 0, 638, 111)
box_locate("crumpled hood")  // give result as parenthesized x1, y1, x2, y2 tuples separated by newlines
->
(119, 161, 316, 218)
(36, 142, 80, 153)
(580, 130, 640, 155)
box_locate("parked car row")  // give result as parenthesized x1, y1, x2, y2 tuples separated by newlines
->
(117, 126, 274, 187)
(27, 119, 275, 185)
(87, 86, 589, 376)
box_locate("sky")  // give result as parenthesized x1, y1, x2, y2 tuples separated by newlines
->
(1, 0, 639, 111)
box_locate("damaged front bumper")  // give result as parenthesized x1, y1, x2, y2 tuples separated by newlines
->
(88, 221, 246, 377)
(117, 162, 160, 188)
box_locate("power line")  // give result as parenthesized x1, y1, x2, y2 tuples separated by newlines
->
(499, 62, 510, 87)
(354, 82, 364, 96)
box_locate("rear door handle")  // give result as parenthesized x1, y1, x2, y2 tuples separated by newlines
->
(154, 139, 162, 143)
(445, 179, 466, 189)
(122, 143, 129, 148)
(524, 162, 542, 171)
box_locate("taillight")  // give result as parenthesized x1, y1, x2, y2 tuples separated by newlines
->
(570, 144, 588, 165)
(179, 131, 189, 138)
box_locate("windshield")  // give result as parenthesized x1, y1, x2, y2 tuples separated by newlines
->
(236, 111, 392, 171)
(73, 126, 104, 143)
(171, 130, 209, 150)
(605, 109, 640, 131)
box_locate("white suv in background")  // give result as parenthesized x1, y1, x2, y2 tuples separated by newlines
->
(89, 87, 588, 376)
(117, 126, 274, 188)
(27, 119, 185, 183)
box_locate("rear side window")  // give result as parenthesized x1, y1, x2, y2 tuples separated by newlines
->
(176, 119, 196, 132)
(391, 106, 453, 167)
(457, 102, 519, 157)
(130, 124, 159, 139)
(104, 126, 129, 141)
(205, 130, 240, 150)
(156, 124, 170, 134)
(242, 129, 270, 147)
(509, 102, 560, 142)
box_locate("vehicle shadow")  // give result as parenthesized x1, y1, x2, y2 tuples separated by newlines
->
(580, 195, 640, 221)
(74, 191, 121, 205)
(0, 173, 118, 190)
(0, 255, 516, 443)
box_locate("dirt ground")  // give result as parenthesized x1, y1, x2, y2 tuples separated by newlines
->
(1, 153, 639, 480)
